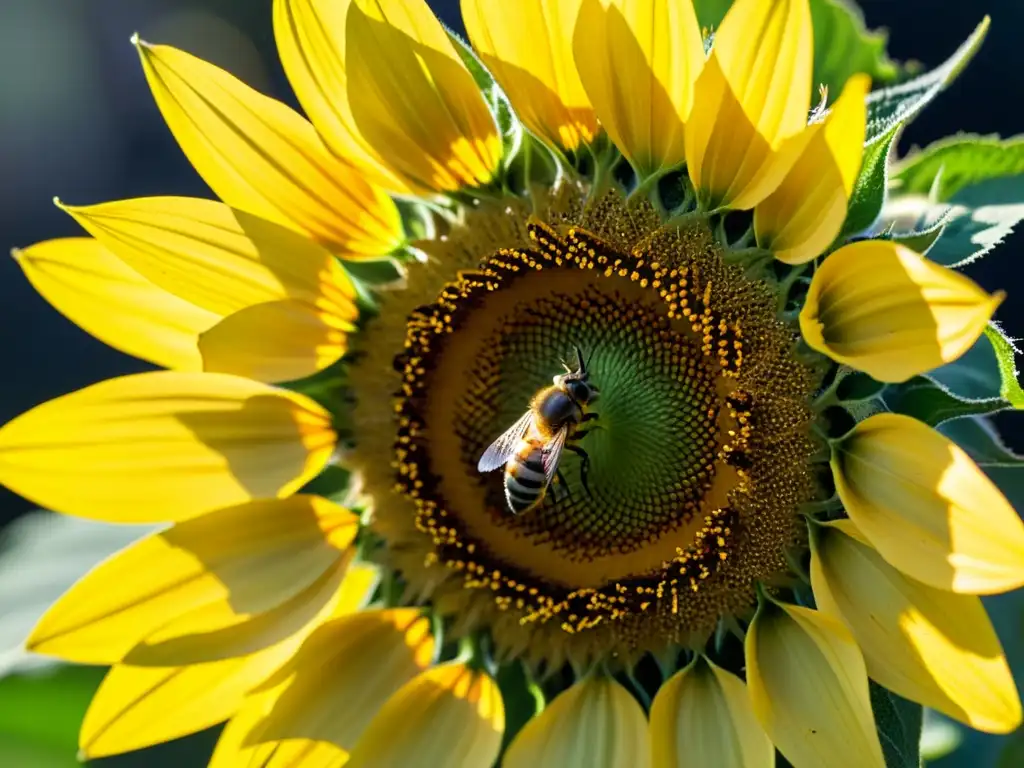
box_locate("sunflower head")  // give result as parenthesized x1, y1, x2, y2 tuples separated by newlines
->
(2, 0, 1022, 766)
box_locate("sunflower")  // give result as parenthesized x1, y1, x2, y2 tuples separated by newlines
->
(2, 0, 1023, 765)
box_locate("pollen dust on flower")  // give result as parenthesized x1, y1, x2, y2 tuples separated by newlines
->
(351, 188, 822, 665)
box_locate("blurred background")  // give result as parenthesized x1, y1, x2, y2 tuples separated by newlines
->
(0, 0, 1021, 765)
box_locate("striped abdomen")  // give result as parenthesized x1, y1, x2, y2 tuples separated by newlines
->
(504, 439, 549, 514)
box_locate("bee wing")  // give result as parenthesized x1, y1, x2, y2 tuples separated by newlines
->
(541, 426, 568, 487)
(477, 411, 534, 473)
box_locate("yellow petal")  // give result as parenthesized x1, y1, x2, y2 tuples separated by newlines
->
(811, 519, 1022, 733)
(200, 299, 352, 384)
(13, 238, 219, 371)
(800, 240, 1004, 382)
(273, 0, 414, 195)
(746, 599, 885, 768)
(60, 197, 356, 322)
(684, 54, 813, 211)
(135, 39, 403, 258)
(345, 661, 504, 768)
(26, 495, 354, 664)
(650, 656, 773, 768)
(832, 413, 1024, 594)
(79, 562, 378, 759)
(755, 74, 870, 264)
(713, 0, 813, 146)
(209, 608, 434, 767)
(572, 0, 703, 178)
(462, 0, 596, 154)
(504, 676, 650, 768)
(0, 372, 335, 522)
(345, 0, 502, 194)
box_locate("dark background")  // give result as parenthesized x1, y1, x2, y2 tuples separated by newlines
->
(1, 0, 1022, 527)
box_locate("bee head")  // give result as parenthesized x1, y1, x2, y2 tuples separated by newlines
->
(554, 344, 600, 404)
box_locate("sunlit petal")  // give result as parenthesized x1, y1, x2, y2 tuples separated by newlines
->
(746, 598, 884, 768)
(800, 241, 1003, 382)
(462, 0, 596, 154)
(273, 0, 414, 194)
(573, 0, 703, 178)
(832, 413, 1024, 594)
(27, 495, 354, 665)
(13, 238, 218, 370)
(811, 519, 1022, 733)
(60, 197, 355, 321)
(345, 0, 501, 194)
(345, 661, 504, 768)
(505, 675, 650, 768)
(755, 74, 870, 264)
(650, 655, 773, 768)
(135, 38, 403, 258)
(0, 372, 335, 522)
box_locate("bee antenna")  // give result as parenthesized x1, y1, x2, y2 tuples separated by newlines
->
(573, 343, 586, 374)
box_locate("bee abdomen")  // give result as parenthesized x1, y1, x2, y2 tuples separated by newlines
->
(504, 446, 547, 513)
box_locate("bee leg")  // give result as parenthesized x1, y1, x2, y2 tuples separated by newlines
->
(564, 444, 593, 500)
(555, 468, 573, 503)
(581, 411, 600, 423)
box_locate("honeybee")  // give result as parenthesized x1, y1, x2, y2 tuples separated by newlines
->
(477, 346, 600, 514)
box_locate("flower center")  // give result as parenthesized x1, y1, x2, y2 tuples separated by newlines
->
(354, 192, 824, 661)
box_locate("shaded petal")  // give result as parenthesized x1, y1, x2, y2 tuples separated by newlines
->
(27, 495, 355, 664)
(811, 519, 1022, 733)
(13, 238, 219, 370)
(462, 0, 596, 154)
(345, 661, 504, 768)
(832, 413, 1024, 594)
(78, 563, 377, 759)
(573, 0, 703, 178)
(800, 240, 1003, 382)
(273, 0, 413, 194)
(505, 676, 650, 768)
(755, 74, 870, 264)
(345, 0, 502, 194)
(746, 599, 884, 768)
(0, 372, 335, 522)
(713, 0, 813, 146)
(135, 39, 403, 258)
(650, 655, 773, 768)
(60, 197, 356, 322)
(200, 299, 352, 384)
(685, 54, 813, 211)
(209, 608, 434, 767)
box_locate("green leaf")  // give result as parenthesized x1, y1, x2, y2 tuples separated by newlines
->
(878, 210, 950, 255)
(864, 17, 989, 145)
(496, 660, 543, 754)
(893, 135, 1024, 201)
(939, 416, 1023, 467)
(840, 124, 898, 237)
(884, 376, 1007, 426)
(920, 711, 964, 763)
(869, 681, 923, 768)
(810, 0, 899, 97)
(0, 665, 102, 752)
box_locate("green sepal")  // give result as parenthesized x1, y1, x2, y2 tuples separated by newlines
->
(298, 464, 357, 508)
(444, 27, 525, 188)
(839, 124, 898, 238)
(883, 375, 1008, 427)
(496, 661, 544, 754)
(838, 18, 989, 238)
(876, 210, 950, 256)
(869, 681, 923, 768)
(278, 357, 353, 433)
(893, 134, 1024, 200)
(864, 18, 989, 145)
(835, 371, 886, 402)
(928, 325, 1024, 409)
